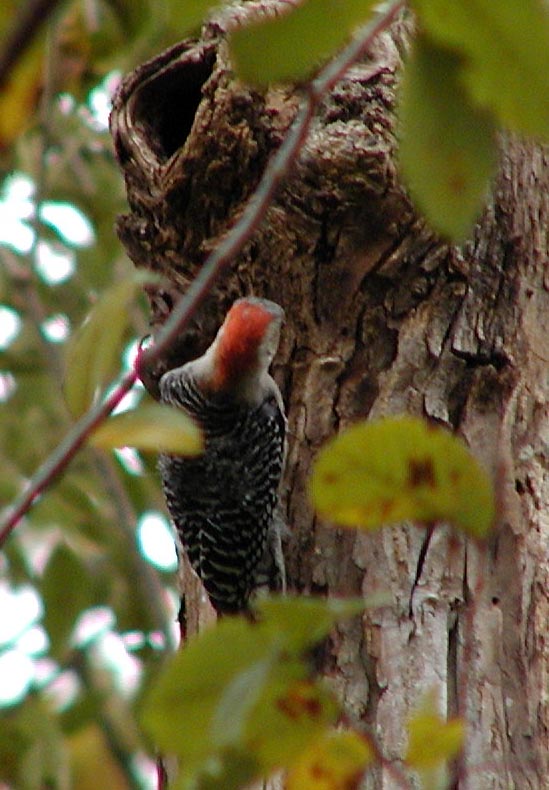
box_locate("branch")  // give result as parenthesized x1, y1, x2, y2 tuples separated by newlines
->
(0, 0, 405, 546)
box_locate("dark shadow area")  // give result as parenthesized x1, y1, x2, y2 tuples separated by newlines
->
(131, 45, 217, 160)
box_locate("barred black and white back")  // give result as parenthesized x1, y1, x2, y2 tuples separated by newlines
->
(158, 298, 286, 614)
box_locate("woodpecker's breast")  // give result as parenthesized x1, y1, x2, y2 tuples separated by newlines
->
(158, 370, 285, 532)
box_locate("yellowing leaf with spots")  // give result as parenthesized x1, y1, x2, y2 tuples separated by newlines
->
(310, 416, 495, 538)
(249, 679, 339, 772)
(142, 596, 352, 786)
(287, 730, 375, 790)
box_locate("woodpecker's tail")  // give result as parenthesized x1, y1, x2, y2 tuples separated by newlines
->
(252, 508, 287, 600)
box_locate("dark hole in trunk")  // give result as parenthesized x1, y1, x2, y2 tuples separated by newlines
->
(130, 46, 217, 161)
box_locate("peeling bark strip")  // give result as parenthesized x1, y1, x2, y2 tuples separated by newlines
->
(110, 2, 549, 787)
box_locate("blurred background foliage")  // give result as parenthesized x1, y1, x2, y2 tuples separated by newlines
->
(0, 1, 195, 787)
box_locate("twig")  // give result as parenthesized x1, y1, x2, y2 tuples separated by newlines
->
(0, 0, 405, 546)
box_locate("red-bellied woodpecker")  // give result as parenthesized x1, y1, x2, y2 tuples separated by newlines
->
(158, 298, 286, 614)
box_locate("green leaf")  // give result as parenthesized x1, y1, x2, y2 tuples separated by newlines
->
(41, 544, 94, 659)
(412, 0, 549, 138)
(229, 0, 377, 86)
(310, 416, 496, 538)
(90, 402, 203, 454)
(16, 697, 69, 790)
(166, 0, 222, 36)
(177, 748, 259, 790)
(0, 711, 26, 786)
(210, 656, 275, 748)
(142, 617, 274, 761)
(64, 278, 138, 417)
(399, 36, 497, 240)
(142, 596, 358, 784)
(256, 596, 366, 653)
(176, 749, 260, 790)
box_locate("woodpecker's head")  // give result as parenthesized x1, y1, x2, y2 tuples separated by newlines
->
(209, 297, 284, 398)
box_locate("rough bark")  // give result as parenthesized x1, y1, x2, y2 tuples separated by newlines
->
(110, 3, 549, 787)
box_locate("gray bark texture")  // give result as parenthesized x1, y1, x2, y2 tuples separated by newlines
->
(110, 3, 549, 787)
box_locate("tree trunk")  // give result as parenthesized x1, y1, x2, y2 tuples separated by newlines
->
(110, 3, 549, 787)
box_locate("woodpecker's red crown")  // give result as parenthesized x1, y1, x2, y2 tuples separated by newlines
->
(212, 298, 283, 391)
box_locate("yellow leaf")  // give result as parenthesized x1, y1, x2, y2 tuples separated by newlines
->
(310, 416, 495, 538)
(68, 725, 128, 790)
(287, 730, 374, 790)
(405, 696, 464, 769)
(90, 402, 203, 454)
